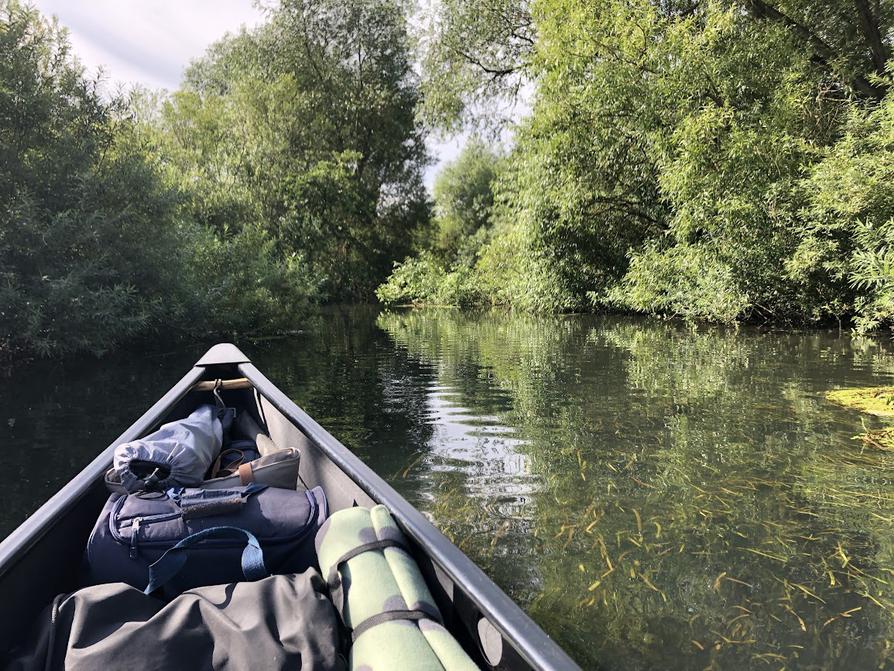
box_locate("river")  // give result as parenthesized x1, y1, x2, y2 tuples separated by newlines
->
(3, 306, 894, 670)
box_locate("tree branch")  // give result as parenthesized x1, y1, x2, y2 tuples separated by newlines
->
(449, 44, 525, 78)
(743, 0, 887, 100)
(854, 0, 890, 77)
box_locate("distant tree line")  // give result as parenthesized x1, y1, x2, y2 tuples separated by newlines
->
(380, 0, 894, 332)
(6, 0, 894, 358)
(0, 0, 427, 357)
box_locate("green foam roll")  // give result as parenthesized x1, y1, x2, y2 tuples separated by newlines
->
(315, 505, 479, 671)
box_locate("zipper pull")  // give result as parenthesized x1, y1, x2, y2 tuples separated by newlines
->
(130, 518, 142, 559)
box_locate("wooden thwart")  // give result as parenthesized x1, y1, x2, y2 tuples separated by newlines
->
(192, 378, 253, 392)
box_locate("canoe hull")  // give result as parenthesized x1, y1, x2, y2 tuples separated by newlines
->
(0, 344, 578, 671)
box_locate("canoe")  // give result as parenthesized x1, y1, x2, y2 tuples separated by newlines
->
(0, 344, 579, 670)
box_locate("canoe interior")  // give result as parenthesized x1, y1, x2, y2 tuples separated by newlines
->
(0, 348, 574, 670)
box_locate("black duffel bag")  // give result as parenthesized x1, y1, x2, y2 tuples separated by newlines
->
(6, 571, 345, 671)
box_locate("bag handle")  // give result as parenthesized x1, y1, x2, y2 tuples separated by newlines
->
(144, 526, 267, 595)
(172, 482, 268, 519)
(210, 448, 247, 478)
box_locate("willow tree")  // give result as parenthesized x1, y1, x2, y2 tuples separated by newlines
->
(399, 0, 894, 327)
(159, 0, 430, 301)
(0, 1, 184, 356)
(418, 0, 535, 132)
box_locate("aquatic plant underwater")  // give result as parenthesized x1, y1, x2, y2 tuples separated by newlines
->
(377, 311, 894, 670)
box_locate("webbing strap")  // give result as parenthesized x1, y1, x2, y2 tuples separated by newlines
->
(351, 609, 438, 642)
(144, 526, 266, 595)
(177, 483, 266, 518)
(238, 462, 254, 485)
(326, 538, 407, 616)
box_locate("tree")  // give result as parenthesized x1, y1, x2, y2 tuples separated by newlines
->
(431, 139, 503, 261)
(418, 0, 534, 132)
(738, 0, 892, 100)
(161, 0, 430, 301)
(383, 0, 894, 327)
(0, 1, 185, 356)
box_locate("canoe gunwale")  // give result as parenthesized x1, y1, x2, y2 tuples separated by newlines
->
(237, 359, 579, 671)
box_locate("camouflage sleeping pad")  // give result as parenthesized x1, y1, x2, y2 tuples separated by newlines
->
(315, 505, 479, 671)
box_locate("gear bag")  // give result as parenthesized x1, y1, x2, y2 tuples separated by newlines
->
(85, 484, 327, 595)
(105, 447, 302, 492)
(6, 571, 345, 671)
(111, 404, 226, 493)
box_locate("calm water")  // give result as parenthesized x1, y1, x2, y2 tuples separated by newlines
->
(3, 307, 894, 670)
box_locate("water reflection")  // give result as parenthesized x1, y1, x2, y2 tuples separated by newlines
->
(4, 307, 894, 670)
(373, 311, 894, 670)
(0, 349, 199, 537)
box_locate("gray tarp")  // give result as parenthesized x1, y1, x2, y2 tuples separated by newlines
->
(113, 404, 222, 492)
(6, 571, 345, 671)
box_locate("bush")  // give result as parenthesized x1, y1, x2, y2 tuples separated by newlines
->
(604, 243, 750, 322)
(0, 2, 330, 358)
(798, 87, 894, 331)
(376, 254, 445, 306)
(185, 224, 321, 335)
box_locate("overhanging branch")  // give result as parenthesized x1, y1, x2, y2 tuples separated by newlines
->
(743, 0, 887, 100)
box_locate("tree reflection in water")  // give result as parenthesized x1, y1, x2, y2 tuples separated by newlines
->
(4, 307, 894, 670)
(375, 310, 894, 671)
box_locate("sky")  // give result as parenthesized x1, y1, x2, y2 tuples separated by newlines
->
(31, 0, 463, 188)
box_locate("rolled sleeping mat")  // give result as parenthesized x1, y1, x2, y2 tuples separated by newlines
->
(316, 505, 479, 671)
(112, 404, 224, 493)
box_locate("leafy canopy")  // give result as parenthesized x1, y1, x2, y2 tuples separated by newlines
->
(382, 0, 894, 330)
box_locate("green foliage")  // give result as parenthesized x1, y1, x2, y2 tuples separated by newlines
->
(850, 220, 894, 330)
(182, 224, 320, 335)
(375, 253, 482, 307)
(378, 139, 507, 307)
(376, 254, 444, 306)
(162, 0, 430, 301)
(1, 0, 429, 358)
(381, 0, 894, 329)
(603, 243, 750, 322)
(0, 2, 184, 356)
(418, 0, 534, 131)
(431, 139, 502, 261)
(514, 0, 842, 320)
(799, 88, 894, 331)
(12, 0, 894, 352)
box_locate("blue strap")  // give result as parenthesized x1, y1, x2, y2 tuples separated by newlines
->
(167, 483, 267, 506)
(144, 526, 267, 595)
(241, 482, 267, 497)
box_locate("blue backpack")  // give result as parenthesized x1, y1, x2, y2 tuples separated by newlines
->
(85, 484, 327, 595)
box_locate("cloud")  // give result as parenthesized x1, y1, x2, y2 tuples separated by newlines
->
(30, 0, 470, 189)
(32, 0, 264, 91)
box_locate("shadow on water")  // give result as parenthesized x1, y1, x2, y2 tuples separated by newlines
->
(4, 305, 894, 670)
